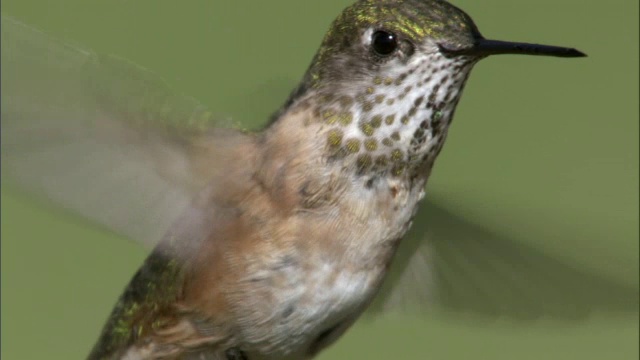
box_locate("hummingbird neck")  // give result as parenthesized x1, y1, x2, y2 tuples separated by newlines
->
(270, 54, 477, 183)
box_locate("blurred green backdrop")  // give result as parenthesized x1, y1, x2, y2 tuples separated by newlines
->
(1, 0, 638, 359)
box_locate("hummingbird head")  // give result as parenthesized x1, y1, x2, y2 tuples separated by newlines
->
(279, 0, 585, 179)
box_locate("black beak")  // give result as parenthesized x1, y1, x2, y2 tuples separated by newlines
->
(440, 38, 587, 58)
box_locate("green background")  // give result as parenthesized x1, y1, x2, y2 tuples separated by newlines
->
(2, 0, 638, 359)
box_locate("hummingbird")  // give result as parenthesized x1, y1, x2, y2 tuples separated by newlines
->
(6, 0, 623, 359)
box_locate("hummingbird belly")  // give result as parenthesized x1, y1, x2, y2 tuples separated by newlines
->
(233, 176, 427, 359)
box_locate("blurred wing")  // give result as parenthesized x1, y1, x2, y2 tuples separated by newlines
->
(369, 199, 639, 320)
(1, 16, 250, 246)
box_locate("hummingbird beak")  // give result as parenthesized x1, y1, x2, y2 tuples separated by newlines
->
(440, 38, 587, 58)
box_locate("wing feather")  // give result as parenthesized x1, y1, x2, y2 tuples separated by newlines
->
(370, 200, 639, 320)
(1, 16, 248, 246)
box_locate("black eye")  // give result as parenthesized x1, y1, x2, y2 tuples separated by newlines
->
(371, 31, 398, 56)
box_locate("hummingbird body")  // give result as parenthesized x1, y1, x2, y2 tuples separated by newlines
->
(1, 0, 588, 359)
(92, 102, 434, 360)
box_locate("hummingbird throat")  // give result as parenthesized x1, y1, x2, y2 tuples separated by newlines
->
(305, 52, 477, 179)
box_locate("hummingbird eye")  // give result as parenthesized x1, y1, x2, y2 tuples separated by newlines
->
(371, 30, 398, 56)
